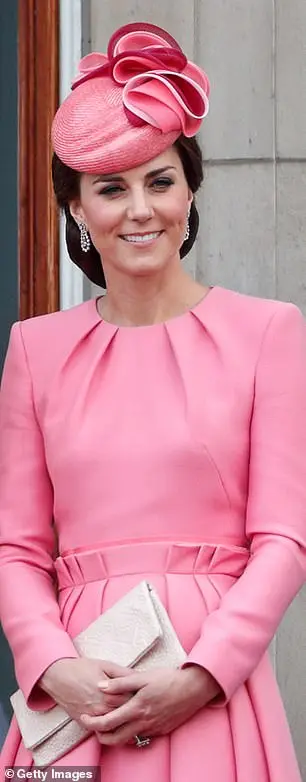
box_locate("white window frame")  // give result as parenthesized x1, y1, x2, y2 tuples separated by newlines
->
(59, 0, 84, 309)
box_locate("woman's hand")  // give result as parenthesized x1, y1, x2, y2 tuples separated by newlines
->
(39, 658, 133, 723)
(79, 664, 221, 745)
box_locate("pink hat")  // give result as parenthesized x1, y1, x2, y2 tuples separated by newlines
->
(52, 22, 210, 174)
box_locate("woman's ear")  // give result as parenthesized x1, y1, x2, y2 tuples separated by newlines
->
(69, 200, 85, 226)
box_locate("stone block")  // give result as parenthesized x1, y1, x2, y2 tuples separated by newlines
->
(276, 163, 306, 313)
(276, 0, 306, 158)
(196, 161, 276, 298)
(197, 0, 274, 161)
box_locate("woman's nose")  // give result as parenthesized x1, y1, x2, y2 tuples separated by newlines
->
(126, 189, 154, 222)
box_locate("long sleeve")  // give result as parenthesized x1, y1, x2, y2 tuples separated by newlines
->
(0, 323, 78, 710)
(184, 303, 306, 702)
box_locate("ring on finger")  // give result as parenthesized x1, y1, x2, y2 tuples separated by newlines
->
(134, 734, 151, 748)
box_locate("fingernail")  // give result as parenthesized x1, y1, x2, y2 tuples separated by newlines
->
(98, 681, 109, 689)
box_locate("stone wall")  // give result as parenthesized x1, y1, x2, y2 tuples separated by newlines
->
(87, 1, 306, 774)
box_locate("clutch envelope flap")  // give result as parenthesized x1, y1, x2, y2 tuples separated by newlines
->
(74, 579, 162, 663)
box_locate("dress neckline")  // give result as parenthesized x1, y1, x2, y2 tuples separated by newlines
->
(92, 285, 218, 332)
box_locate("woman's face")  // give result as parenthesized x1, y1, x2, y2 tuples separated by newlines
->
(70, 145, 192, 282)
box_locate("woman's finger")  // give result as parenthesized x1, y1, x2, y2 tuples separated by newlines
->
(97, 672, 148, 694)
(97, 660, 133, 682)
(97, 721, 151, 746)
(80, 694, 140, 733)
(98, 693, 131, 712)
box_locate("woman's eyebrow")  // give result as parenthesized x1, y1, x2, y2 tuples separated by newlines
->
(92, 166, 177, 185)
(92, 174, 124, 184)
(145, 165, 177, 178)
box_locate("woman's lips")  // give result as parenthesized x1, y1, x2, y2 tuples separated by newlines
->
(120, 230, 163, 244)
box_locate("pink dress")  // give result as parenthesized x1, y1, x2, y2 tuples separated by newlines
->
(1, 285, 306, 781)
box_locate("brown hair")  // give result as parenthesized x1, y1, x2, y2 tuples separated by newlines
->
(52, 135, 204, 289)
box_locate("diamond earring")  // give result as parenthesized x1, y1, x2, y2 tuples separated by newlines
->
(184, 204, 191, 242)
(79, 222, 91, 253)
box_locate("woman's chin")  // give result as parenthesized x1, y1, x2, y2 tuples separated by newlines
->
(120, 255, 169, 278)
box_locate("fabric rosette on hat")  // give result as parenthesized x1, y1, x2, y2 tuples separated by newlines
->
(52, 22, 210, 174)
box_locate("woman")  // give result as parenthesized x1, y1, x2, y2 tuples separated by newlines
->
(1, 22, 306, 781)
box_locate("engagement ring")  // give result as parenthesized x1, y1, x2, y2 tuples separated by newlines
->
(134, 734, 151, 748)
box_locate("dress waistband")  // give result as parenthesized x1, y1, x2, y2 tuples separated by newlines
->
(54, 541, 250, 590)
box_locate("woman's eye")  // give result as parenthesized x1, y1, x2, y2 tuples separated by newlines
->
(98, 185, 124, 196)
(151, 177, 174, 190)
(97, 178, 174, 196)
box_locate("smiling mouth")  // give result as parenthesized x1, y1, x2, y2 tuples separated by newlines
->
(120, 231, 163, 244)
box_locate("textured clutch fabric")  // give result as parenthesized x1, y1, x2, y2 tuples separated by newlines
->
(11, 580, 187, 766)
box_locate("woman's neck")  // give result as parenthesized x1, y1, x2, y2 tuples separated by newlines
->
(97, 272, 209, 327)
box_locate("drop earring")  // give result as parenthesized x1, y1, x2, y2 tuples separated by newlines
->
(79, 222, 91, 253)
(184, 204, 191, 242)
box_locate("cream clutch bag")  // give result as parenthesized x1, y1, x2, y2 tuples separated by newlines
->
(11, 580, 187, 767)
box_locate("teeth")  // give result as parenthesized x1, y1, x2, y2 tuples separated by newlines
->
(122, 232, 160, 243)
